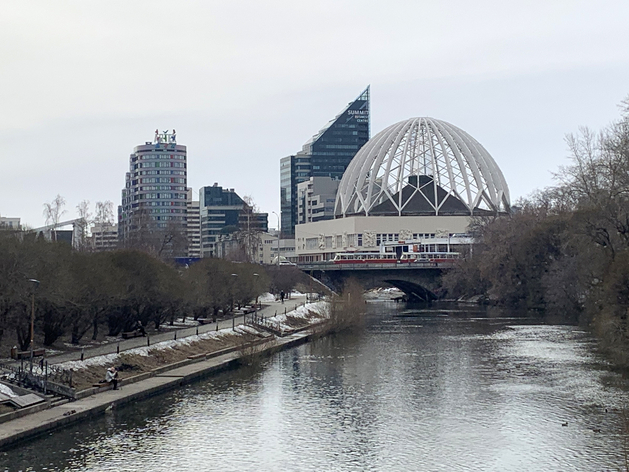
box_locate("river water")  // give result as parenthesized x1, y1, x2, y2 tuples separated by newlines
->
(3, 301, 629, 471)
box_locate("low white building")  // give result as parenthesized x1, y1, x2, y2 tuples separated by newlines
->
(259, 231, 297, 264)
(296, 216, 470, 261)
(0, 217, 20, 230)
(91, 223, 119, 251)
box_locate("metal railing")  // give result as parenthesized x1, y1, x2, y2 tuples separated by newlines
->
(245, 310, 286, 336)
(0, 360, 74, 398)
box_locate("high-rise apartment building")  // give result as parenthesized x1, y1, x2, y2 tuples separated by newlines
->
(118, 130, 188, 255)
(280, 87, 370, 236)
(186, 188, 201, 258)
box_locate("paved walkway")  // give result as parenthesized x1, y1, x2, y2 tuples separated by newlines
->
(0, 328, 315, 450)
(6, 294, 311, 367)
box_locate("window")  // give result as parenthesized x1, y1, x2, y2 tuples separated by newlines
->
(306, 238, 318, 250)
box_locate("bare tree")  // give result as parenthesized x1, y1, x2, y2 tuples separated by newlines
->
(75, 200, 91, 251)
(93, 200, 115, 251)
(94, 201, 114, 226)
(125, 207, 187, 260)
(234, 195, 263, 263)
(43, 194, 66, 241)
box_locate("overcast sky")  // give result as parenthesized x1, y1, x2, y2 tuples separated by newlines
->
(2, 0, 629, 229)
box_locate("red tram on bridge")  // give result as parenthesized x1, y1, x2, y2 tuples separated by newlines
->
(332, 251, 459, 264)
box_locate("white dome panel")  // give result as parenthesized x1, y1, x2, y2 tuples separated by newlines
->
(335, 117, 510, 217)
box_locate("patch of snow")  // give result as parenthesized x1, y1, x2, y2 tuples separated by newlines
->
(63, 343, 90, 349)
(258, 292, 276, 303)
(267, 301, 329, 330)
(175, 318, 199, 326)
(0, 383, 17, 397)
(365, 287, 403, 300)
(234, 325, 260, 336)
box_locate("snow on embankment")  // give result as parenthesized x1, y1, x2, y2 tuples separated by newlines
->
(267, 300, 329, 331)
(0, 383, 17, 397)
(258, 292, 276, 303)
(58, 329, 230, 371)
(57, 301, 329, 372)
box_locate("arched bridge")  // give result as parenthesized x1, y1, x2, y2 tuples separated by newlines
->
(298, 261, 453, 302)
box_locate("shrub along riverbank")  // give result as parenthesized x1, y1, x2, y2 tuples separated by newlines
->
(442, 96, 629, 367)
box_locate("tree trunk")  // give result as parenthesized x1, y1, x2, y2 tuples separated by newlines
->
(92, 315, 99, 340)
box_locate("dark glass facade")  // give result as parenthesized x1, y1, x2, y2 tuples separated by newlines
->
(280, 87, 370, 236)
(199, 184, 268, 257)
(280, 155, 297, 235)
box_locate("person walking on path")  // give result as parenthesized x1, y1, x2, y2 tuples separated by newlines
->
(280, 291, 285, 304)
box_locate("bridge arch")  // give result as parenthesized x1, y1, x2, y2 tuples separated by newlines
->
(302, 264, 444, 302)
(383, 279, 437, 302)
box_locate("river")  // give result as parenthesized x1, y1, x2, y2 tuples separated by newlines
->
(3, 300, 629, 471)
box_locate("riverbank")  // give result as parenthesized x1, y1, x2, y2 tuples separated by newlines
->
(0, 297, 329, 451)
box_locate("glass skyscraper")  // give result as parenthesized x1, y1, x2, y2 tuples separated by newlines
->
(280, 86, 370, 236)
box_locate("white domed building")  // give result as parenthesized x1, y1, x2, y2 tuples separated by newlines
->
(295, 117, 510, 261)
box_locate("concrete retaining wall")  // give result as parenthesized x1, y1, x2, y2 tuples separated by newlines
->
(0, 329, 318, 451)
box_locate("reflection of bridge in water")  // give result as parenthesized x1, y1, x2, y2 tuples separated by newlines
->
(298, 261, 456, 302)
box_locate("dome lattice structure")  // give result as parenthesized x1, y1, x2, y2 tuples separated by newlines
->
(335, 117, 510, 217)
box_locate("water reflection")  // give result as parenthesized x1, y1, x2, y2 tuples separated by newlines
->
(2, 301, 628, 471)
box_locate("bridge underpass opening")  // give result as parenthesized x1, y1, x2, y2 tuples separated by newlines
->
(383, 279, 437, 302)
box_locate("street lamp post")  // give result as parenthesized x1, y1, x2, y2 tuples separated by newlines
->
(28, 279, 40, 373)
(253, 273, 259, 323)
(231, 273, 238, 330)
